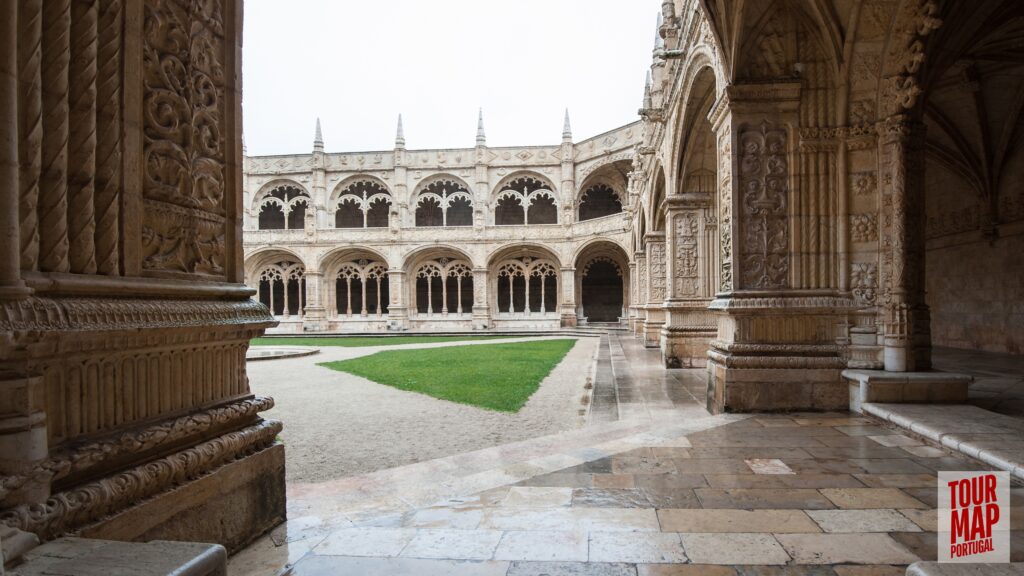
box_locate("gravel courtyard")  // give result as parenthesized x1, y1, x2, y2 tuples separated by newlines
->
(247, 336, 598, 483)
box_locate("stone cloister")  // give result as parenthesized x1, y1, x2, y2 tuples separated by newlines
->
(1, 0, 1023, 572)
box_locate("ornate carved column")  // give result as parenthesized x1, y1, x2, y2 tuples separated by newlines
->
(633, 250, 647, 335)
(559, 266, 577, 327)
(0, 0, 283, 555)
(660, 193, 716, 367)
(641, 232, 666, 346)
(880, 116, 930, 372)
(471, 267, 490, 329)
(302, 270, 326, 331)
(705, 83, 850, 413)
(386, 269, 409, 330)
(627, 260, 638, 330)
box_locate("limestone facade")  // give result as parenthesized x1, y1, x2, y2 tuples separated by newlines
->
(242, 116, 639, 333)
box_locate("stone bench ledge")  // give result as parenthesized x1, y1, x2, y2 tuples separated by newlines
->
(907, 561, 1024, 575)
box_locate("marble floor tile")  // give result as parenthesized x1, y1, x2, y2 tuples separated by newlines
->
(638, 565, 738, 575)
(775, 533, 920, 564)
(503, 487, 574, 508)
(404, 507, 485, 529)
(288, 555, 510, 576)
(848, 459, 933, 474)
(679, 533, 790, 565)
(657, 509, 821, 533)
(695, 488, 835, 510)
(897, 508, 938, 531)
(887, 532, 936, 562)
(703, 473, 863, 489)
(593, 474, 637, 489)
(478, 507, 660, 532)
(805, 509, 922, 533)
(820, 488, 928, 509)
(671, 458, 755, 474)
(506, 561, 638, 576)
(493, 530, 589, 562)
(835, 426, 895, 437)
(868, 434, 922, 448)
(400, 528, 504, 560)
(853, 474, 936, 488)
(900, 446, 947, 458)
(313, 527, 417, 557)
(745, 459, 794, 475)
(572, 488, 653, 508)
(588, 531, 687, 563)
(832, 566, 905, 576)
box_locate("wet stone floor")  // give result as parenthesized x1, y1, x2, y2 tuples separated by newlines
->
(230, 336, 1024, 575)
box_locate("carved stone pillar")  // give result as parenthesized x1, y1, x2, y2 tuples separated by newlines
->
(472, 268, 490, 329)
(0, 0, 283, 555)
(660, 194, 716, 367)
(386, 269, 409, 330)
(559, 267, 577, 327)
(880, 116, 930, 372)
(642, 232, 666, 347)
(633, 251, 647, 334)
(302, 271, 326, 331)
(627, 260, 638, 330)
(706, 83, 849, 413)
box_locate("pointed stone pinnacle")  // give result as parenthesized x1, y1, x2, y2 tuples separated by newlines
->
(395, 114, 405, 148)
(562, 109, 572, 141)
(655, 13, 665, 49)
(476, 108, 486, 145)
(314, 117, 324, 149)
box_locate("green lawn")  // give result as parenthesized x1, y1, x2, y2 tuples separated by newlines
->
(252, 335, 525, 348)
(319, 339, 578, 412)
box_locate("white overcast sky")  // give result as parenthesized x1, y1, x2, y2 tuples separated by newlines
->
(242, 0, 662, 155)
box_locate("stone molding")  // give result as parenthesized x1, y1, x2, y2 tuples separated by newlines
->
(1, 419, 281, 540)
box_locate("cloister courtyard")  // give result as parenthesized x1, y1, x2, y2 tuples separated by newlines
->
(4, 0, 1024, 574)
(221, 333, 1024, 575)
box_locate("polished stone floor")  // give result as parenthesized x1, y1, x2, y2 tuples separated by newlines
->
(230, 336, 1023, 575)
(933, 346, 1024, 418)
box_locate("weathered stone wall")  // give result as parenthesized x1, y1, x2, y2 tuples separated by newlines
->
(927, 230, 1024, 355)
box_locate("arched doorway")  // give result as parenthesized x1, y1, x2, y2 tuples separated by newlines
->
(575, 241, 629, 325)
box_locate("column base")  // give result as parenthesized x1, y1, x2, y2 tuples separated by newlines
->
(844, 369, 971, 413)
(560, 313, 578, 328)
(79, 442, 285, 554)
(660, 326, 714, 368)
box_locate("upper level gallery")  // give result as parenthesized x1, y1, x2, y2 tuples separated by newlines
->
(241, 113, 641, 242)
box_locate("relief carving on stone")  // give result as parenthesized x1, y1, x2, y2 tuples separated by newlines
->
(718, 133, 733, 292)
(738, 122, 789, 289)
(141, 0, 228, 277)
(850, 213, 879, 242)
(648, 242, 666, 302)
(673, 212, 699, 297)
(851, 262, 878, 305)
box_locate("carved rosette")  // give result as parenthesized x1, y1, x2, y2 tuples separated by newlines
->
(141, 0, 228, 278)
(738, 122, 789, 289)
(673, 212, 699, 297)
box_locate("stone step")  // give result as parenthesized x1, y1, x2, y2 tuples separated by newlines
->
(9, 538, 226, 576)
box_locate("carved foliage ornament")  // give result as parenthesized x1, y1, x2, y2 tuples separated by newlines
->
(648, 242, 666, 302)
(674, 212, 699, 297)
(738, 122, 789, 289)
(141, 0, 228, 277)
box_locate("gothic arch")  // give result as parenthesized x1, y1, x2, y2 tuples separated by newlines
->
(319, 247, 392, 319)
(403, 246, 476, 317)
(253, 180, 312, 230)
(412, 174, 474, 227)
(329, 175, 394, 229)
(487, 244, 562, 316)
(245, 249, 307, 318)
(493, 172, 559, 225)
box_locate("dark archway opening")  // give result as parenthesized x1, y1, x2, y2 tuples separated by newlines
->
(582, 260, 623, 322)
(495, 196, 525, 225)
(259, 204, 285, 229)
